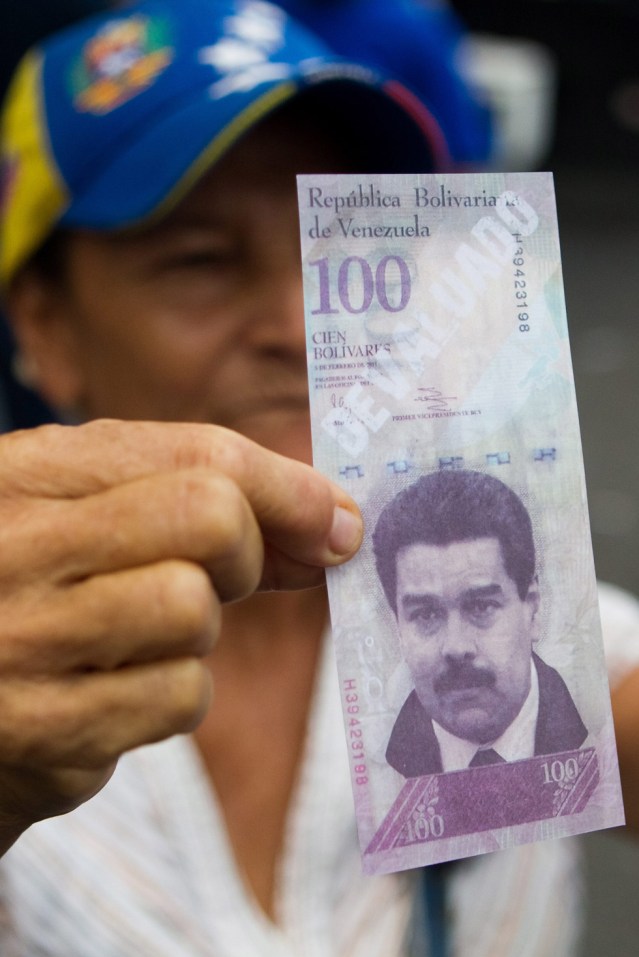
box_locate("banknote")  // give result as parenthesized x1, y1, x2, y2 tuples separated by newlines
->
(297, 171, 625, 875)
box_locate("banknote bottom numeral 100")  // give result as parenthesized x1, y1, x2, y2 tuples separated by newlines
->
(309, 255, 411, 315)
(405, 812, 445, 843)
(541, 757, 579, 785)
(344, 680, 368, 785)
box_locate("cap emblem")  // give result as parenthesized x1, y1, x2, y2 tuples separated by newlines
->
(69, 15, 174, 114)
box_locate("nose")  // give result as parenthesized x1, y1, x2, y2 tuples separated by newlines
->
(440, 611, 477, 661)
(245, 235, 307, 361)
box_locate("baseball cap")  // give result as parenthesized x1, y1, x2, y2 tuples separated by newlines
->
(0, 0, 449, 288)
(277, 0, 493, 166)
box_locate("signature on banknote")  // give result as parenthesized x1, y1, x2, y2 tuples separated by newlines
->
(415, 387, 457, 412)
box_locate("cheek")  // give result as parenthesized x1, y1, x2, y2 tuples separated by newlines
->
(71, 322, 218, 421)
(490, 618, 532, 684)
(59, 249, 240, 415)
(399, 628, 437, 675)
(80, 304, 230, 386)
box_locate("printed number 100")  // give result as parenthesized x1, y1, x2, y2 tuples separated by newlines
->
(542, 757, 579, 785)
(310, 255, 411, 315)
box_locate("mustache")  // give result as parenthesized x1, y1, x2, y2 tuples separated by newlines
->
(434, 662, 496, 694)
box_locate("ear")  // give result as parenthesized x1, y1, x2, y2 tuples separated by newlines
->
(5, 269, 85, 414)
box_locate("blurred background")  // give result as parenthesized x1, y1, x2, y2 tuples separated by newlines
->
(1, 0, 638, 952)
(453, 2, 639, 953)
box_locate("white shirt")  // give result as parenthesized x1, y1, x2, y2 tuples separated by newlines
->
(0, 581, 636, 957)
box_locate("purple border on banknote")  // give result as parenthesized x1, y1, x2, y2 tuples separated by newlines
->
(366, 747, 598, 856)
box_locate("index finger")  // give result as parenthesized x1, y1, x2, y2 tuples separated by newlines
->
(1, 420, 363, 569)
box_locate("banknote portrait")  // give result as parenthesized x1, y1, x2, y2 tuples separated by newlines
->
(372, 469, 588, 777)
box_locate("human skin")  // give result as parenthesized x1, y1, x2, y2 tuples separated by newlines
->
(0, 418, 362, 858)
(395, 537, 540, 744)
(5, 114, 362, 911)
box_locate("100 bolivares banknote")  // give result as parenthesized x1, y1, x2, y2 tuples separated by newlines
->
(297, 171, 624, 875)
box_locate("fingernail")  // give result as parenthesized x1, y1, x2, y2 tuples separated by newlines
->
(329, 506, 362, 556)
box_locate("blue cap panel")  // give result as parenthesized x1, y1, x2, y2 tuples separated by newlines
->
(41, 0, 333, 198)
(278, 0, 492, 165)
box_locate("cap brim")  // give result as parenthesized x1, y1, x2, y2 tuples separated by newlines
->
(60, 67, 444, 231)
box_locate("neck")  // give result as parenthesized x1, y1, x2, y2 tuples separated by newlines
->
(213, 586, 328, 664)
(195, 585, 328, 917)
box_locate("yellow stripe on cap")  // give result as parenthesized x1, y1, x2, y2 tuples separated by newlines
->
(142, 81, 298, 228)
(0, 52, 68, 288)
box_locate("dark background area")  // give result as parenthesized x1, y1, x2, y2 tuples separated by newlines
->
(451, 2, 639, 952)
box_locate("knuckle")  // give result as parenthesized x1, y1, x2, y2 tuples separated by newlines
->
(178, 471, 255, 558)
(159, 658, 212, 733)
(83, 660, 212, 762)
(157, 562, 220, 655)
(176, 472, 235, 536)
(190, 425, 252, 476)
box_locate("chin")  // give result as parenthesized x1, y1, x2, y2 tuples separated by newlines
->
(440, 708, 495, 744)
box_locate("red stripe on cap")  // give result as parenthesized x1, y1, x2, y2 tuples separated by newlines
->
(383, 79, 451, 171)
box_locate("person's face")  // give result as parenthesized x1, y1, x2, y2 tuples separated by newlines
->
(395, 537, 539, 745)
(10, 112, 347, 464)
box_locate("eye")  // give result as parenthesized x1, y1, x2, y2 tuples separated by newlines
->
(462, 597, 501, 626)
(169, 246, 237, 271)
(407, 603, 446, 635)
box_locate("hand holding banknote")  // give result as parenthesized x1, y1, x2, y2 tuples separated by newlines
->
(0, 419, 362, 856)
(298, 171, 624, 873)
